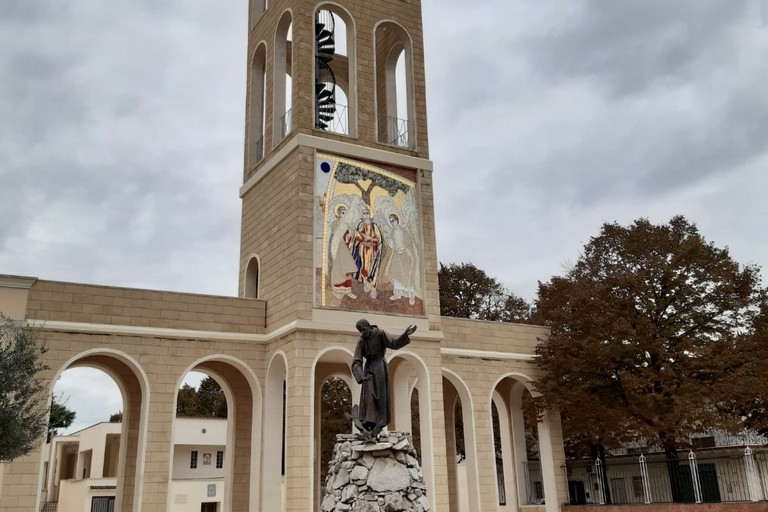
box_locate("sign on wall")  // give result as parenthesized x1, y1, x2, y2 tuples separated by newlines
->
(314, 153, 424, 316)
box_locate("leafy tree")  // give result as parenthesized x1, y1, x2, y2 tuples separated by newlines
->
(48, 395, 76, 442)
(334, 162, 411, 208)
(717, 301, 768, 435)
(176, 377, 227, 418)
(438, 262, 532, 322)
(176, 383, 200, 417)
(534, 216, 766, 502)
(109, 411, 123, 423)
(0, 316, 48, 460)
(319, 377, 352, 485)
(197, 376, 227, 418)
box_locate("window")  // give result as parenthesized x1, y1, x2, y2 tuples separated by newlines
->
(273, 11, 293, 144)
(692, 436, 716, 449)
(249, 0, 267, 28)
(375, 21, 415, 148)
(91, 496, 115, 512)
(632, 476, 645, 499)
(216, 451, 224, 469)
(244, 256, 260, 298)
(247, 44, 267, 169)
(190, 450, 198, 469)
(313, 5, 356, 136)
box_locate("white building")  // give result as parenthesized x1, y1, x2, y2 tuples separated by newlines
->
(41, 418, 227, 512)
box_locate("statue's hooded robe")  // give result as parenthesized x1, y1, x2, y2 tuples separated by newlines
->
(351, 325, 411, 427)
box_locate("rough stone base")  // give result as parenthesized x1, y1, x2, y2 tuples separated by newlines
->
(321, 431, 431, 512)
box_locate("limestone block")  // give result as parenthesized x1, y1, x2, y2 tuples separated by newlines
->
(382, 492, 407, 512)
(321, 494, 337, 512)
(367, 458, 410, 492)
(352, 442, 392, 453)
(352, 501, 381, 512)
(350, 465, 369, 482)
(333, 468, 350, 489)
(360, 453, 375, 469)
(342, 484, 359, 503)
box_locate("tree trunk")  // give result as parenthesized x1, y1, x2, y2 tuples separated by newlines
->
(591, 443, 612, 504)
(665, 447, 684, 503)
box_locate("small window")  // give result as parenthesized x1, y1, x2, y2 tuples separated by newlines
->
(245, 257, 260, 298)
(190, 450, 198, 469)
(692, 436, 716, 449)
(216, 451, 224, 469)
(632, 476, 645, 498)
(91, 496, 115, 512)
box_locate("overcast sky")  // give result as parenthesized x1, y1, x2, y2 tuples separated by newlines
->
(2, 1, 767, 430)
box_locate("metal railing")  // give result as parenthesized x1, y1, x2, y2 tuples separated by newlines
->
(252, 135, 264, 165)
(280, 109, 292, 141)
(380, 115, 413, 148)
(521, 460, 545, 504)
(567, 447, 768, 505)
(316, 103, 351, 136)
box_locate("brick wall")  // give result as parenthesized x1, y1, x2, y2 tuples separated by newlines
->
(26, 279, 266, 333)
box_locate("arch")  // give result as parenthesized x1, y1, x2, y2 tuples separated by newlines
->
(249, 0, 268, 29)
(388, 351, 435, 509)
(313, 3, 357, 136)
(263, 351, 288, 512)
(45, 349, 150, 512)
(273, 10, 293, 145)
(310, 346, 356, 510)
(442, 368, 482, 512)
(491, 373, 555, 509)
(492, 390, 518, 511)
(243, 254, 261, 298)
(374, 20, 415, 148)
(247, 43, 267, 169)
(171, 355, 262, 512)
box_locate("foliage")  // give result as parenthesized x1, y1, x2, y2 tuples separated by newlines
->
(334, 163, 411, 207)
(320, 377, 352, 485)
(109, 411, 123, 423)
(718, 301, 768, 435)
(0, 316, 48, 460)
(534, 216, 767, 459)
(438, 262, 532, 322)
(176, 383, 199, 416)
(176, 377, 227, 418)
(411, 389, 421, 457)
(197, 377, 227, 418)
(48, 395, 76, 441)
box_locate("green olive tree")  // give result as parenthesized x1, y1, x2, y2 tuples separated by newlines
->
(0, 316, 48, 461)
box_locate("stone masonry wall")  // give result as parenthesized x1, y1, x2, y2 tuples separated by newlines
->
(322, 431, 431, 512)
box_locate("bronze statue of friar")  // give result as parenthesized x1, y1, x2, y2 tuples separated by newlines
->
(347, 319, 417, 441)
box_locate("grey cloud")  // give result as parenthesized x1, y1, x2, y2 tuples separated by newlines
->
(0, 1, 70, 25)
(523, 0, 747, 96)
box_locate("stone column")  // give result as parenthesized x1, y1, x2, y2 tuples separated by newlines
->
(285, 341, 314, 511)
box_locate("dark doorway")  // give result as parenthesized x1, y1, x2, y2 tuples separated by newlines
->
(90, 496, 115, 512)
(568, 480, 587, 505)
(680, 464, 721, 503)
(201, 502, 219, 512)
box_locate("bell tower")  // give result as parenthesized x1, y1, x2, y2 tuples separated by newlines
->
(238, 0, 438, 330)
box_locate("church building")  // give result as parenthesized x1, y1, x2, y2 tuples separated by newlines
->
(0, 0, 568, 510)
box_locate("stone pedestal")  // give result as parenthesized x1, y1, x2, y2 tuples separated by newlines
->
(321, 431, 431, 512)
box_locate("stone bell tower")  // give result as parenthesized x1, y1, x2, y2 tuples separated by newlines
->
(238, 0, 439, 331)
